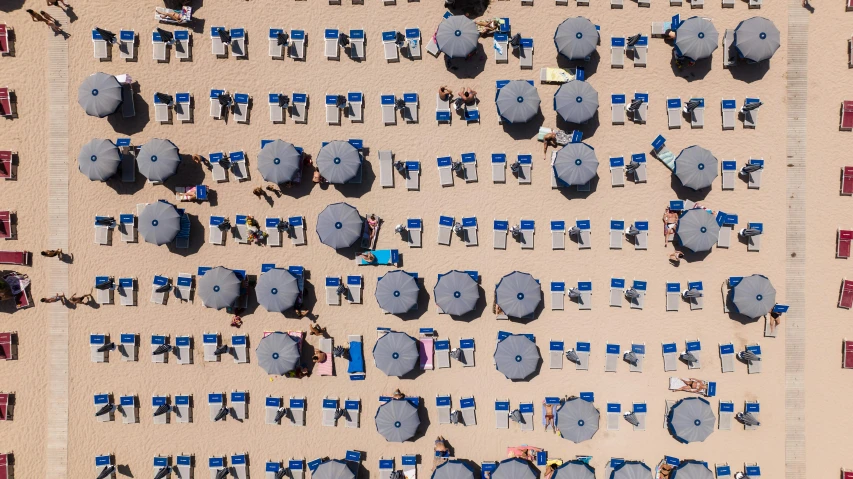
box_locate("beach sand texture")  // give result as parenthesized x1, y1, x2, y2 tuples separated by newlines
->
(1, 0, 841, 477)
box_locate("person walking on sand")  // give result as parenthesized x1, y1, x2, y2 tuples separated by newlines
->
(253, 187, 266, 199)
(309, 323, 326, 336)
(669, 251, 684, 265)
(40, 293, 65, 304)
(68, 292, 94, 305)
(47, 0, 71, 8)
(27, 9, 49, 24)
(41, 249, 63, 259)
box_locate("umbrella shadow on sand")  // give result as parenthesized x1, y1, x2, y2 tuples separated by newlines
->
(668, 55, 712, 82)
(501, 111, 545, 141)
(0, 0, 24, 12)
(556, 52, 600, 79)
(557, 177, 599, 202)
(669, 175, 712, 202)
(336, 159, 376, 199)
(728, 61, 770, 83)
(445, 44, 488, 79)
(556, 113, 600, 140)
(107, 85, 149, 136)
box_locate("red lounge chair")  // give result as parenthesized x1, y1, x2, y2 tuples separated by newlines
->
(0, 24, 8, 55)
(0, 453, 8, 479)
(15, 290, 29, 309)
(0, 88, 10, 117)
(0, 332, 11, 360)
(0, 211, 11, 240)
(0, 151, 14, 180)
(0, 251, 28, 266)
(0, 393, 8, 421)
(843, 102, 853, 131)
(839, 229, 853, 258)
(843, 167, 853, 195)
(841, 279, 853, 309)
(845, 341, 853, 369)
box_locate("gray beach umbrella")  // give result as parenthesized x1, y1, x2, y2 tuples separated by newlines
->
(555, 397, 600, 443)
(734, 17, 781, 63)
(375, 271, 419, 314)
(674, 17, 719, 61)
(675, 145, 718, 190)
(672, 462, 713, 479)
(675, 209, 721, 253)
(433, 270, 479, 316)
(435, 15, 479, 58)
(78, 138, 120, 181)
(493, 459, 537, 479)
(197, 266, 240, 310)
(554, 17, 599, 60)
(372, 331, 419, 377)
(316, 202, 363, 249)
(495, 271, 542, 318)
(496, 81, 541, 124)
(138, 201, 181, 246)
(314, 461, 356, 479)
(668, 397, 715, 443)
(375, 399, 420, 442)
(610, 462, 652, 479)
(78, 72, 122, 118)
(255, 268, 300, 313)
(317, 141, 361, 184)
(553, 143, 599, 186)
(554, 461, 595, 479)
(732, 274, 776, 318)
(255, 332, 301, 375)
(257, 140, 301, 184)
(494, 334, 541, 380)
(432, 461, 476, 479)
(137, 138, 180, 182)
(554, 80, 599, 124)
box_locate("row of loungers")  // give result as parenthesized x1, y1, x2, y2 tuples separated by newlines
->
(611, 94, 760, 128)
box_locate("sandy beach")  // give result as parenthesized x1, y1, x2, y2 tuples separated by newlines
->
(0, 0, 835, 477)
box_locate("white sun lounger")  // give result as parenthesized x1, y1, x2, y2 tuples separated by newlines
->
(612, 94, 626, 124)
(289, 216, 306, 245)
(460, 338, 475, 367)
(383, 31, 399, 61)
(462, 217, 478, 246)
(689, 98, 705, 128)
(119, 395, 136, 424)
(666, 282, 681, 311)
(632, 92, 649, 123)
(662, 342, 678, 371)
(629, 280, 647, 309)
(611, 37, 625, 67)
(437, 156, 453, 186)
(436, 395, 451, 424)
(269, 28, 285, 58)
(94, 217, 111, 245)
(119, 214, 135, 242)
(95, 276, 113, 304)
(494, 33, 509, 63)
(231, 335, 247, 363)
(719, 343, 735, 373)
(519, 38, 533, 69)
(406, 218, 422, 247)
(574, 219, 592, 249)
(403, 93, 419, 123)
(210, 90, 226, 120)
(577, 281, 592, 310)
(436, 94, 451, 124)
(520, 220, 534, 249)
(174, 395, 190, 423)
(494, 220, 508, 249)
(322, 397, 338, 426)
(491, 153, 506, 182)
(438, 215, 453, 245)
(175, 92, 191, 122)
(174, 30, 191, 60)
(667, 98, 681, 128)
(607, 403, 621, 430)
(151, 335, 168, 363)
(551, 282, 566, 311)
(631, 221, 649, 250)
(629, 343, 645, 372)
(435, 338, 450, 368)
(381, 94, 396, 124)
(231, 94, 249, 123)
(495, 399, 510, 428)
(153, 93, 170, 123)
(379, 150, 394, 187)
(632, 403, 647, 430)
(350, 29, 365, 60)
(210, 27, 227, 56)
(203, 333, 219, 362)
(290, 397, 305, 426)
(575, 341, 591, 370)
(324, 29, 340, 59)
(684, 339, 701, 369)
(633, 36, 648, 66)
(722, 160, 737, 190)
(744, 402, 760, 430)
(745, 222, 763, 251)
(609, 220, 624, 248)
(610, 278, 624, 307)
(152, 31, 168, 62)
(406, 161, 420, 190)
(721, 99, 736, 129)
(90, 334, 108, 363)
(265, 396, 282, 425)
(519, 402, 533, 431)
(745, 344, 762, 374)
(264, 218, 282, 247)
(326, 95, 341, 124)
(232, 454, 248, 479)
(746, 158, 763, 189)
(722, 29, 735, 68)
(119, 333, 137, 361)
(346, 277, 363, 303)
(686, 282, 704, 310)
(460, 397, 476, 425)
(551, 221, 566, 249)
(743, 98, 760, 128)
(291, 92, 307, 123)
(517, 155, 532, 184)
(347, 92, 363, 122)
(550, 340, 564, 368)
(92, 30, 109, 60)
(289, 30, 306, 59)
(715, 464, 733, 479)
(718, 402, 734, 430)
(610, 157, 625, 187)
(118, 277, 135, 306)
(175, 335, 191, 365)
(325, 277, 341, 306)
(344, 398, 360, 428)
(461, 152, 477, 181)
(119, 30, 135, 60)
(605, 344, 620, 372)
(152, 395, 169, 424)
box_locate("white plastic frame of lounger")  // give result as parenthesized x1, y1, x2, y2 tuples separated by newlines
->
(494, 219, 508, 249)
(406, 161, 420, 190)
(345, 398, 360, 428)
(379, 150, 394, 188)
(575, 341, 591, 370)
(435, 338, 450, 368)
(290, 396, 306, 426)
(119, 30, 135, 60)
(460, 397, 476, 425)
(551, 282, 565, 310)
(232, 335, 248, 363)
(495, 399, 510, 428)
(685, 339, 701, 369)
(436, 395, 451, 424)
(632, 402, 647, 430)
(662, 342, 678, 371)
(437, 157, 454, 186)
(265, 396, 282, 425)
(629, 343, 645, 372)
(322, 397, 338, 426)
(437, 215, 453, 245)
(666, 283, 681, 311)
(520, 220, 534, 249)
(550, 340, 564, 368)
(605, 343, 620, 372)
(718, 402, 734, 430)
(719, 343, 735, 373)
(519, 402, 533, 431)
(607, 403, 621, 430)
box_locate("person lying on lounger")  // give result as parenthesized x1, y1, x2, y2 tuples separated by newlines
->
(670, 377, 707, 394)
(475, 18, 500, 36)
(506, 446, 542, 461)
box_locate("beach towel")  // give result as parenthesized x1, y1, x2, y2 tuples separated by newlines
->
(419, 337, 434, 370)
(541, 68, 576, 84)
(348, 340, 365, 374)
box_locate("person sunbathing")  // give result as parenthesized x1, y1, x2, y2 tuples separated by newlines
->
(359, 251, 376, 263)
(438, 86, 453, 102)
(391, 388, 405, 400)
(367, 215, 379, 243)
(662, 208, 679, 244)
(506, 446, 542, 461)
(475, 18, 500, 36)
(671, 377, 707, 394)
(543, 402, 556, 433)
(543, 130, 570, 157)
(313, 351, 328, 364)
(457, 88, 478, 105)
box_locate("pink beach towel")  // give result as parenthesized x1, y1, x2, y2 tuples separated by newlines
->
(419, 338, 434, 370)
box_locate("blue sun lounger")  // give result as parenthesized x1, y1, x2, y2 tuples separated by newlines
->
(357, 249, 400, 266)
